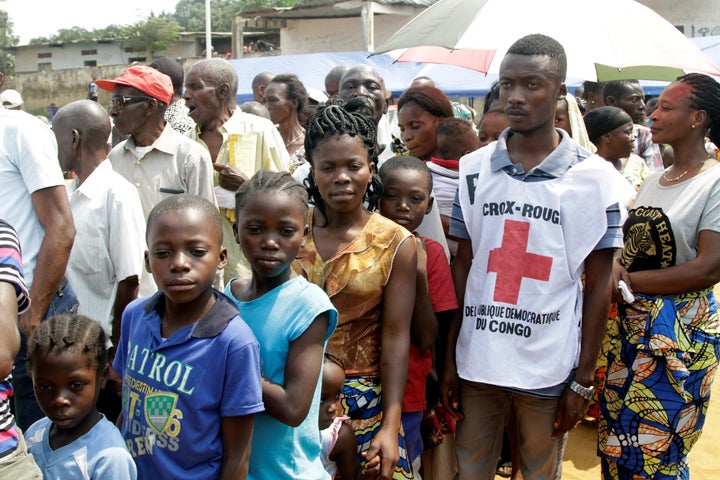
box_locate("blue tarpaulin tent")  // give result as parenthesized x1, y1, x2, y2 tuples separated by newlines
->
(230, 51, 502, 102)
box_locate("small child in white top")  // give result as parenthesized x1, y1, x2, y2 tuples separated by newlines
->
(24, 315, 136, 479)
(319, 352, 358, 480)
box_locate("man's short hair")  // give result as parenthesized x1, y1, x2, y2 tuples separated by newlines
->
(252, 72, 274, 90)
(602, 80, 640, 103)
(379, 156, 433, 193)
(582, 81, 604, 101)
(191, 59, 239, 105)
(436, 117, 477, 160)
(146, 194, 223, 246)
(325, 66, 349, 85)
(239, 101, 271, 120)
(506, 34, 567, 82)
(150, 57, 185, 97)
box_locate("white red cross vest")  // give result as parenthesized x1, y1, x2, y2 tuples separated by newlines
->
(456, 148, 623, 389)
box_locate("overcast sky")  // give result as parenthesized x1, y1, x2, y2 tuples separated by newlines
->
(3, 0, 181, 44)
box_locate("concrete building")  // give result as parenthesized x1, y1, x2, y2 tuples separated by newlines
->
(234, 0, 435, 56)
(636, 0, 720, 37)
(10, 33, 233, 73)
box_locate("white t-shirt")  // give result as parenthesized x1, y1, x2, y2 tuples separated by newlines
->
(622, 164, 720, 272)
(0, 109, 64, 287)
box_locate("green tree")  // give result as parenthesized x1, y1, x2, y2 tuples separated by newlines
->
(126, 14, 181, 59)
(173, 0, 301, 32)
(95, 24, 131, 40)
(174, 0, 244, 32)
(0, 10, 19, 74)
(22, 0, 302, 54)
(30, 24, 130, 45)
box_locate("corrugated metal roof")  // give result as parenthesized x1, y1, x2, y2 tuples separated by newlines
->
(295, 0, 436, 7)
(240, 0, 437, 19)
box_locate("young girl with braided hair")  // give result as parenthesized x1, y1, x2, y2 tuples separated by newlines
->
(25, 315, 136, 479)
(294, 103, 417, 479)
(225, 170, 338, 480)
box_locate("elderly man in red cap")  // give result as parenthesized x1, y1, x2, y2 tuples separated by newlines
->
(98, 65, 216, 294)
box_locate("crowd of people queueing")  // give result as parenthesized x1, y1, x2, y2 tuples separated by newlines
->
(0, 31, 718, 480)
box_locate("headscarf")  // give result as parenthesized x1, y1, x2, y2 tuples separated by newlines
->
(564, 93, 595, 152)
(583, 106, 633, 144)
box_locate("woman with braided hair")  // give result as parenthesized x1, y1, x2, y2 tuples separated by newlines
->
(293, 103, 417, 479)
(598, 73, 720, 479)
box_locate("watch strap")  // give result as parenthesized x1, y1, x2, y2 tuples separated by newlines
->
(568, 380, 594, 400)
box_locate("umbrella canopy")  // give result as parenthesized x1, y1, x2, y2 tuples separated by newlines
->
(373, 0, 720, 82)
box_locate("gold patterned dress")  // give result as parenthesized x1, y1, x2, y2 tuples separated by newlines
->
(293, 209, 414, 479)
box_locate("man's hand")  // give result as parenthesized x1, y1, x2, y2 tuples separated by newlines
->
(106, 366, 124, 398)
(552, 387, 588, 438)
(362, 426, 399, 479)
(611, 257, 632, 303)
(439, 360, 464, 420)
(213, 163, 249, 192)
(19, 309, 42, 336)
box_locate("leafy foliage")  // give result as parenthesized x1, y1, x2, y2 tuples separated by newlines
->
(173, 0, 300, 32)
(126, 14, 181, 58)
(29, 25, 131, 45)
(0, 10, 18, 74)
(18, 0, 303, 47)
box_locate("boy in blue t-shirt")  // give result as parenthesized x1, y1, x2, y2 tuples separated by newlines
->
(113, 195, 264, 479)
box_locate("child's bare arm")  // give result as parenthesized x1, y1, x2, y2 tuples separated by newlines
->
(220, 415, 254, 480)
(0, 281, 20, 379)
(365, 237, 416, 480)
(332, 423, 360, 480)
(261, 312, 329, 426)
(410, 237, 438, 352)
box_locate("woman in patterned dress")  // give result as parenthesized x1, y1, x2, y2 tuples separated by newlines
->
(598, 73, 720, 480)
(294, 103, 417, 480)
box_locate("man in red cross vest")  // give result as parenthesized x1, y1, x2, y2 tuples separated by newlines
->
(440, 34, 630, 480)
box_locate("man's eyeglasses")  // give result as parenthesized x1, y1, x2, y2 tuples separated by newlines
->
(111, 95, 152, 109)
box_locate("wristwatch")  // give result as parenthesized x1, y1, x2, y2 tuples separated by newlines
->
(568, 380, 594, 400)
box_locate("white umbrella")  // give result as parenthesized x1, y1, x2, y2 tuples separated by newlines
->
(373, 0, 720, 81)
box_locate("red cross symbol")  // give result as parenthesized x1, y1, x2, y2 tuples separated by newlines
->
(487, 219, 553, 304)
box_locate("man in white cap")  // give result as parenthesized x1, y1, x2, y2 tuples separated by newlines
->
(0, 89, 23, 110)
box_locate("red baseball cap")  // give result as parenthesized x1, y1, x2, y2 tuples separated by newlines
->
(96, 66, 173, 105)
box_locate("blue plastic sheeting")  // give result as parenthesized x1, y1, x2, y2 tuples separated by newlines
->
(229, 51, 504, 102)
(229, 37, 720, 102)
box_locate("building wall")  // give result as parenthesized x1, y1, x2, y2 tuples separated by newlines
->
(6, 58, 206, 114)
(165, 40, 200, 60)
(13, 35, 231, 73)
(280, 14, 417, 54)
(7, 64, 128, 113)
(636, 0, 720, 36)
(14, 42, 137, 73)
